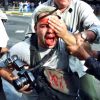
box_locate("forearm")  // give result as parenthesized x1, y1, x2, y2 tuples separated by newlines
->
(62, 32, 77, 46)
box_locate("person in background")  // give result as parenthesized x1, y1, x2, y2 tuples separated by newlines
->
(0, 10, 22, 100)
(31, 0, 100, 100)
(24, 1, 31, 12)
(0, 9, 9, 54)
(30, 2, 34, 11)
(0, 9, 9, 100)
(19, 2, 24, 13)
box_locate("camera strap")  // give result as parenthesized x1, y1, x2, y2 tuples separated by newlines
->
(30, 33, 40, 67)
(30, 33, 56, 71)
(32, 47, 56, 71)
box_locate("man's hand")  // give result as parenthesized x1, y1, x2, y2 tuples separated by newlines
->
(68, 44, 91, 60)
(18, 84, 33, 94)
(74, 33, 85, 46)
(48, 16, 76, 45)
(0, 47, 8, 57)
(0, 68, 33, 94)
(48, 16, 68, 38)
(0, 47, 8, 53)
(0, 68, 16, 83)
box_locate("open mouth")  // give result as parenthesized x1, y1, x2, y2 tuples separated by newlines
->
(45, 34, 57, 46)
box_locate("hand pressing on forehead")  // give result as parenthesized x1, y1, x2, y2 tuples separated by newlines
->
(48, 15, 69, 39)
(48, 16, 76, 45)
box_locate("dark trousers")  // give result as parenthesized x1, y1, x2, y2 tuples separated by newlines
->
(0, 77, 6, 100)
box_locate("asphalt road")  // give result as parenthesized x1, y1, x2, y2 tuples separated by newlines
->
(5, 15, 32, 48)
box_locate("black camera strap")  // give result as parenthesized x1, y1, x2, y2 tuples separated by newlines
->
(30, 33, 56, 72)
(30, 47, 56, 72)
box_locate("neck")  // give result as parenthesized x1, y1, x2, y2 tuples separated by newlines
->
(60, 7, 68, 12)
(55, 0, 72, 12)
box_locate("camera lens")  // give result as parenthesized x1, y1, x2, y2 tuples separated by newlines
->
(13, 77, 28, 90)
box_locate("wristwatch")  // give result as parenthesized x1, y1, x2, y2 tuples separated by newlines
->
(81, 31, 87, 41)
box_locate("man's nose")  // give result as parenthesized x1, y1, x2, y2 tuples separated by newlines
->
(47, 27, 54, 33)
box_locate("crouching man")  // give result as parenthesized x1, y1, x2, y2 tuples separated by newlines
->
(0, 5, 81, 100)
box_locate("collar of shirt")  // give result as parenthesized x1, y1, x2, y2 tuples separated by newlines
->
(45, 0, 78, 13)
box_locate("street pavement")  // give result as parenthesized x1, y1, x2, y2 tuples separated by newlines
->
(5, 10, 32, 17)
(1, 7, 33, 17)
(5, 15, 32, 48)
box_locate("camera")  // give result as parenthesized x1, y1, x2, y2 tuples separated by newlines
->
(4, 55, 27, 71)
(4, 54, 35, 90)
(13, 70, 35, 90)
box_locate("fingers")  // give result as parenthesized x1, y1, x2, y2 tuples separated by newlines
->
(49, 17, 64, 30)
(19, 84, 30, 91)
(19, 84, 33, 94)
(75, 33, 85, 46)
(0, 47, 8, 53)
(67, 45, 79, 53)
(48, 16, 65, 32)
(12, 76, 18, 80)
(48, 16, 61, 32)
(48, 16, 67, 38)
(9, 76, 18, 84)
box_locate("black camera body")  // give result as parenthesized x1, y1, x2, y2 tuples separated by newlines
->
(4, 55, 26, 71)
(4, 55, 35, 90)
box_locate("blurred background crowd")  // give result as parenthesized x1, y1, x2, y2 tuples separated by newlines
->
(0, 0, 100, 15)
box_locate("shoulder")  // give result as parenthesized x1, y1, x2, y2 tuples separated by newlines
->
(11, 40, 29, 49)
(9, 40, 30, 56)
(75, 0, 93, 12)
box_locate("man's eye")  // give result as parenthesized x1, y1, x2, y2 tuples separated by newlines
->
(40, 25, 47, 28)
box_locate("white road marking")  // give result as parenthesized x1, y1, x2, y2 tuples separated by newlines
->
(15, 30, 25, 33)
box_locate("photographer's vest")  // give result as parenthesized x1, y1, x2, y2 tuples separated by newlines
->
(29, 33, 81, 100)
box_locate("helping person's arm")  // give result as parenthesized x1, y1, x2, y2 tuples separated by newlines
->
(67, 42, 100, 79)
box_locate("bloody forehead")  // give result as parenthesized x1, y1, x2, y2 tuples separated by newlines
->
(38, 17, 49, 24)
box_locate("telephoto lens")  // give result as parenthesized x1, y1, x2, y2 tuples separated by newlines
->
(13, 76, 29, 90)
(12, 70, 35, 90)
